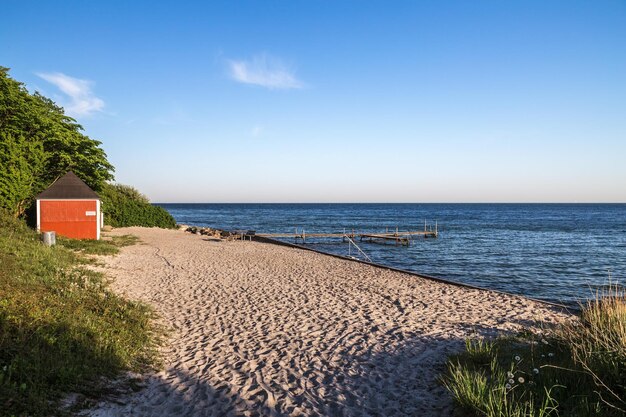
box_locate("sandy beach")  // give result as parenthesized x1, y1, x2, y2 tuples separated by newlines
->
(86, 227, 570, 417)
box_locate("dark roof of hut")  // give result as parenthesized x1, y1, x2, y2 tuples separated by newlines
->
(36, 172, 100, 200)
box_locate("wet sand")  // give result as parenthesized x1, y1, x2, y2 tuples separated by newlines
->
(87, 227, 569, 417)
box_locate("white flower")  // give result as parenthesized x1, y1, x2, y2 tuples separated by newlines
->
(533, 368, 539, 374)
(507, 371, 514, 378)
(514, 355, 521, 361)
(508, 378, 515, 384)
(541, 339, 549, 345)
(518, 377, 525, 383)
(548, 353, 554, 357)
(505, 383, 512, 389)
(541, 354, 545, 358)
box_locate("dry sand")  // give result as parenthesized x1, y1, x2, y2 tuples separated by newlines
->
(86, 227, 569, 417)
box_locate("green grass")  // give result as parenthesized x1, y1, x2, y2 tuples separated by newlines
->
(442, 291, 626, 417)
(57, 234, 140, 256)
(0, 211, 159, 416)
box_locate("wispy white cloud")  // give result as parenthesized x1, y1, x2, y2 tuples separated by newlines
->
(251, 125, 264, 137)
(36, 72, 105, 117)
(228, 54, 303, 90)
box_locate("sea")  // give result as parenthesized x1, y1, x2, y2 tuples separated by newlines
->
(157, 203, 626, 306)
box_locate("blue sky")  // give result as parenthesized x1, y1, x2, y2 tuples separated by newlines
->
(2, 1, 625, 202)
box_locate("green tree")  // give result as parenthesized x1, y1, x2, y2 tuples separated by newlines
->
(100, 183, 176, 229)
(0, 66, 114, 216)
(103, 183, 150, 204)
(0, 133, 46, 216)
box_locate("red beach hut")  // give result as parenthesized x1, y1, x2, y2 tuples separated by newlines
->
(36, 172, 102, 240)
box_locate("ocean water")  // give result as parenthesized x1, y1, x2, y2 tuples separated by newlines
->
(158, 203, 626, 306)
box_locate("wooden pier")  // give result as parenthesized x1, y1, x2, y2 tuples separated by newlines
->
(256, 223, 438, 246)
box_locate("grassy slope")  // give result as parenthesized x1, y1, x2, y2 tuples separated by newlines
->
(0, 212, 158, 416)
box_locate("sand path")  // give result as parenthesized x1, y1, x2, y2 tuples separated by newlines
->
(87, 227, 568, 417)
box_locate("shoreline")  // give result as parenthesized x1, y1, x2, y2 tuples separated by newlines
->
(165, 204, 625, 306)
(87, 227, 572, 416)
(252, 235, 573, 311)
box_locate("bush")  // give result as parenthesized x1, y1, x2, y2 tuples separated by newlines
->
(442, 291, 626, 417)
(0, 210, 159, 415)
(99, 183, 176, 229)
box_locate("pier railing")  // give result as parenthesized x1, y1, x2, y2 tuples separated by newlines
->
(255, 222, 438, 246)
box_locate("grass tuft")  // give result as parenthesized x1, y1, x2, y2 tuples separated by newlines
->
(443, 289, 626, 416)
(57, 234, 140, 256)
(0, 211, 159, 415)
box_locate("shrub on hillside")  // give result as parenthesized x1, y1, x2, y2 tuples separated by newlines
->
(100, 183, 176, 229)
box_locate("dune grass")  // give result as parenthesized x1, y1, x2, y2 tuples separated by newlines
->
(0, 211, 159, 416)
(443, 290, 626, 416)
